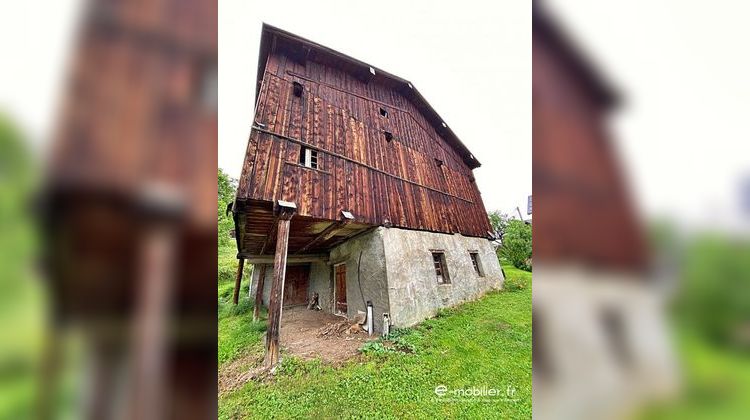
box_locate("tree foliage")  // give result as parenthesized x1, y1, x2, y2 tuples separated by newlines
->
(218, 169, 237, 248)
(488, 210, 510, 239)
(499, 219, 532, 271)
(676, 234, 750, 348)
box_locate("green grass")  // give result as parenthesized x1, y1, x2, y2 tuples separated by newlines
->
(218, 245, 265, 367)
(638, 328, 750, 420)
(218, 245, 532, 419)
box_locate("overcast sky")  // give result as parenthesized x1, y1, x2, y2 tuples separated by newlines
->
(219, 0, 532, 217)
(547, 0, 750, 230)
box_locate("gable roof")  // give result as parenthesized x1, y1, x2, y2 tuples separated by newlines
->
(254, 23, 482, 169)
(532, 4, 620, 108)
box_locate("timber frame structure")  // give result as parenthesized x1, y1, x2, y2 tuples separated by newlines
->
(232, 24, 500, 367)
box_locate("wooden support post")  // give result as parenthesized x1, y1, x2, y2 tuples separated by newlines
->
(129, 225, 176, 420)
(253, 263, 267, 322)
(264, 201, 296, 368)
(232, 257, 245, 305)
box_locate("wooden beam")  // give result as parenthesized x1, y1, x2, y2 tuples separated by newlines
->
(241, 254, 328, 264)
(259, 213, 280, 255)
(252, 125, 474, 204)
(252, 263, 267, 322)
(264, 201, 297, 368)
(295, 211, 354, 254)
(232, 257, 245, 305)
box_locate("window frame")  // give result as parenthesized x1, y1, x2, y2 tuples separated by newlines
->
(431, 251, 451, 285)
(469, 251, 484, 277)
(299, 146, 319, 169)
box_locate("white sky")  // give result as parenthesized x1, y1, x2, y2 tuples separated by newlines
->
(219, 0, 532, 217)
(0, 0, 82, 154)
(547, 0, 750, 229)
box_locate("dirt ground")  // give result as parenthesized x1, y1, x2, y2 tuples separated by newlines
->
(280, 306, 373, 363)
(219, 306, 374, 394)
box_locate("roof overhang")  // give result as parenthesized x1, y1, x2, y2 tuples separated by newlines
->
(532, 4, 620, 108)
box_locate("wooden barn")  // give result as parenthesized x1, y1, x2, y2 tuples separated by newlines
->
(233, 24, 503, 366)
(531, 4, 676, 418)
(41, 0, 218, 417)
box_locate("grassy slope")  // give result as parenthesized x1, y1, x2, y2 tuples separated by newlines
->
(218, 245, 265, 366)
(219, 245, 532, 419)
(639, 329, 750, 420)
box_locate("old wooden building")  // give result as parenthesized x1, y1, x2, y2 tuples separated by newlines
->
(42, 0, 218, 418)
(234, 24, 503, 365)
(532, 5, 676, 418)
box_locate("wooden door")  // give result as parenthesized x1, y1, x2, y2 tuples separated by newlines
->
(334, 264, 347, 315)
(283, 265, 309, 307)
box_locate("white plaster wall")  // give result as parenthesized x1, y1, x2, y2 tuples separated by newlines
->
(382, 227, 504, 328)
(532, 265, 679, 420)
(307, 261, 331, 310)
(249, 262, 329, 308)
(248, 263, 273, 307)
(328, 228, 390, 332)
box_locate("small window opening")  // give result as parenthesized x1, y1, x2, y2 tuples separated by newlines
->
(292, 81, 303, 97)
(601, 307, 631, 367)
(299, 146, 318, 169)
(469, 252, 484, 277)
(380, 107, 388, 118)
(533, 310, 554, 381)
(384, 131, 393, 142)
(432, 252, 450, 284)
(197, 65, 217, 111)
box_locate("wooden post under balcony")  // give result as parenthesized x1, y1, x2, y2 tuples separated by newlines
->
(264, 201, 297, 368)
(252, 263, 267, 322)
(232, 257, 245, 305)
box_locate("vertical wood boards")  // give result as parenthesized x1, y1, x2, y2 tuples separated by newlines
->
(239, 50, 493, 238)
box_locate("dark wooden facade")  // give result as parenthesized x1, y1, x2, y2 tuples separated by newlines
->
(532, 7, 646, 270)
(42, 0, 218, 417)
(235, 25, 492, 258)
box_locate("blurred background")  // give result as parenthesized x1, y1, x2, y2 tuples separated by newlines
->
(534, 1, 750, 419)
(1, 0, 217, 418)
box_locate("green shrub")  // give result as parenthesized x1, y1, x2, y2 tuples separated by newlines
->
(359, 328, 421, 355)
(499, 220, 532, 271)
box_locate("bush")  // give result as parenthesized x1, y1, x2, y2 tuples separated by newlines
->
(499, 220, 532, 271)
(359, 328, 421, 355)
(676, 235, 750, 348)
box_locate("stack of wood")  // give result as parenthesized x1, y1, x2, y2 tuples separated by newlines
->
(317, 313, 367, 337)
(317, 320, 349, 337)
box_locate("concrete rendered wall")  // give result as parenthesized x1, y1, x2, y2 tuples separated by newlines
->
(248, 263, 272, 307)
(249, 262, 330, 308)
(307, 261, 331, 311)
(382, 228, 504, 328)
(248, 228, 389, 333)
(327, 228, 389, 333)
(249, 227, 501, 333)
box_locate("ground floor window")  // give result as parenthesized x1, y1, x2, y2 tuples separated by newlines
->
(469, 251, 484, 276)
(431, 251, 450, 284)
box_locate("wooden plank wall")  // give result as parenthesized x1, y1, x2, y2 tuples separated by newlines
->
(238, 51, 492, 238)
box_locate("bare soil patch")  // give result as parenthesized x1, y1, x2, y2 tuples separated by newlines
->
(219, 306, 375, 394)
(281, 306, 373, 363)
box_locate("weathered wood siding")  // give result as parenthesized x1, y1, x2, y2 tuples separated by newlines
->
(532, 13, 646, 269)
(238, 50, 492, 238)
